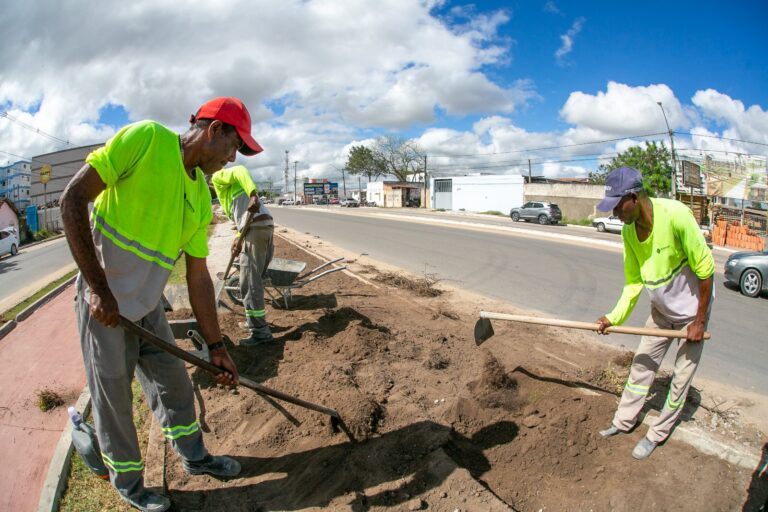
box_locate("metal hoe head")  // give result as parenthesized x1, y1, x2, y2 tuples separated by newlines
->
(474, 317, 495, 346)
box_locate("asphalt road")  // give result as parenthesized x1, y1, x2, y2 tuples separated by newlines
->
(0, 237, 75, 312)
(271, 206, 768, 395)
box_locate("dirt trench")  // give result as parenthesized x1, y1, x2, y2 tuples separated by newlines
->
(162, 234, 768, 511)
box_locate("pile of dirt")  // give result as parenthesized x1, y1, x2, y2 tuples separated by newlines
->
(161, 234, 768, 511)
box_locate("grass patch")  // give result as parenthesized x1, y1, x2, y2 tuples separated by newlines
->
(479, 210, 504, 216)
(36, 388, 65, 412)
(59, 379, 152, 512)
(563, 216, 593, 226)
(433, 208, 447, 212)
(0, 269, 78, 323)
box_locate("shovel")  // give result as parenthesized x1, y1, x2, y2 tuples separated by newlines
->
(474, 311, 711, 346)
(118, 316, 349, 435)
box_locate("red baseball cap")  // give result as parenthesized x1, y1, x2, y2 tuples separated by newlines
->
(193, 97, 263, 156)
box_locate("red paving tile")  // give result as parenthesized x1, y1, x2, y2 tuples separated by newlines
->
(0, 287, 85, 512)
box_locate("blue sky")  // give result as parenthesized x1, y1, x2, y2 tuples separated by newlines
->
(1, 0, 766, 184)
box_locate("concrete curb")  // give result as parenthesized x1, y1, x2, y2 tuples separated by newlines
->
(15, 275, 77, 323)
(19, 233, 66, 251)
(0, 319, 17, 341)
(37, 388, 92, 512)
(640, 413, 760, 470)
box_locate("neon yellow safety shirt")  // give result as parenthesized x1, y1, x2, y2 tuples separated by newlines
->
(211, 165, 271, 230)
(85, 120, 213, 320)
(606, 198, 715, 326)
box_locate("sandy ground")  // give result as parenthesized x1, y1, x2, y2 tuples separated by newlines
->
(161, 225, 768, 511)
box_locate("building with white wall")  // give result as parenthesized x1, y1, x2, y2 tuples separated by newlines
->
(0, 160, 32, 210)
(430, 174, 524, 213)
(366, 181, 424, 207)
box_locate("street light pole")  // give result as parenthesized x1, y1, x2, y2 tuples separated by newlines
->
(657, 102, 677, 198)
(293, 161, 298, 204)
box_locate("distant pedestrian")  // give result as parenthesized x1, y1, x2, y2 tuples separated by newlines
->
(594, 166, 714, 460)
(212, 165, 275, 345)
(61, 97, 263, 512)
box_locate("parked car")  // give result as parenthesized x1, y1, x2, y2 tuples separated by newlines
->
(329, 197, 339, 205)
(592, 215, 624, 233)
(281, 199, 296, 206)
(0, 228, 19, 258)
(509, 202, 562, 225)
(340, 198, 359, 207)
(313, 197, 328, 205)
(724, 249, 768, 298)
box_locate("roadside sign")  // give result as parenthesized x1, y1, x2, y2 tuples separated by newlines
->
(682, 160, 701, 188)
(40, 164, 52, 184)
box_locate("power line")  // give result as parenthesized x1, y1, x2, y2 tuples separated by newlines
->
(0, 111, 77, 149)
(427, 132, 668, 159)
(431, 152, 619, 171)
(675, 131, 768, 148)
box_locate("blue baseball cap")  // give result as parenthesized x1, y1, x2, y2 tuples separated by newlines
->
(596, 166, 644, 212)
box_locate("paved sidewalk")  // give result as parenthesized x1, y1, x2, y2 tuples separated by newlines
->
(0, 287, 84, 512)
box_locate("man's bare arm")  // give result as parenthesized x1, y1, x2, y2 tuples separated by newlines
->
(687, 275, 714, 343)
(186, 254, 239, 385)
(60, 164, 119, 326)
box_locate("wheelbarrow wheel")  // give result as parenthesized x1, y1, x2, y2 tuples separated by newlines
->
(225, 274, 243, 306)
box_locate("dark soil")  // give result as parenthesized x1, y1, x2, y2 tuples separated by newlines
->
(161, 234, 768, 512)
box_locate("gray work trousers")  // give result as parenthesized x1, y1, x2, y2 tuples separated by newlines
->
(239, 224, 274, 337)
(75, 277, 207, 501)
(612, 307, 706, 443)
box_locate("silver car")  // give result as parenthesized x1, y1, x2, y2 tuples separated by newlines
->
(724, 249, 768, 298)
(509, 202, 562, 225)
(592, 215, 624, 233)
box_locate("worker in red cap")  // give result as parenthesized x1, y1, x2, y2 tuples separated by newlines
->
(61, 97, 262, 512)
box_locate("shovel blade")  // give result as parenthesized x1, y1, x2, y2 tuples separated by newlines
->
(474, 317, 494, 346)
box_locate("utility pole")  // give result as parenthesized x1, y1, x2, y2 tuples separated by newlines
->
(657, 102, 677, 198)
(423, 155, 428, 208)
(528, 159, 532, 183)
(358, 175, 362, 202)
(293, 161, 298, 204)
(341, 167, 347, 198)
(284, 150, 290, 199)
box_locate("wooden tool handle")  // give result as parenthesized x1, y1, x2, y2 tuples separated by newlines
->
(118, 316, 340, 418)
(222, 210, 257, 280)
(479, 311, 711, 340)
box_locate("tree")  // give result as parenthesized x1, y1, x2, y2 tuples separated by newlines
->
(373, 136, 424, 182)
(345, 145, 386, 182)
(590, 141, 673, 197)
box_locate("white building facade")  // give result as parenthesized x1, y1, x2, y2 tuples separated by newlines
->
(430, 174, 524, 213)
(0, 160, 32, 210)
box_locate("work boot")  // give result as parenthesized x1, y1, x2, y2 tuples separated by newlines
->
(183, 454, 241, 477)
(121, 490, 171, 512)
(632, 437, 658, 460)
(239, 333, 274, 346)
(599, 425, 623, 438)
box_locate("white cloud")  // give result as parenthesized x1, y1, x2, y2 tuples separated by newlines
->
(560, 81, 687, 136)
(544, 2, 564, 16)
(555, 17, 585, 65)
(0, 0, 538, 182)
(692, 89, 768, 145)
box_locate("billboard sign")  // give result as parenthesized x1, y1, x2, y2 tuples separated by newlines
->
(40, 164, 52, 184)
(304, 182, 338, 196)
(681, 160, 702, 188)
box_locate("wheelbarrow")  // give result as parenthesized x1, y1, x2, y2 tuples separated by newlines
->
(224, 257, 347, 309)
